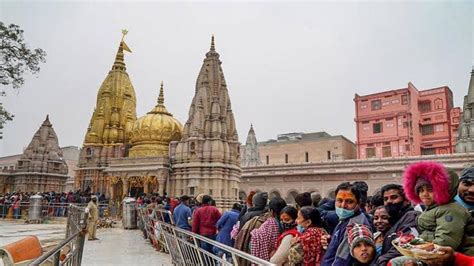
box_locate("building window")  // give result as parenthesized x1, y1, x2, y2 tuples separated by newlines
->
(421, 124, 434, 135)
(405, 144, 411, 152)
(305, 152, 309, 162)
(373, 123, 382, 134)
(190, 187, 194, 195)
(421, 148, 436, 155)
(209, 189, 213, 195)
(327, 151, 331, 160)
(266, 155, 269, 165)
(434, 98, 443, 110)
(418, 101, 432, 113)
(401, 94, 408, 105)
(366, 148, 376, 158)
(371, 100, 382, 110)
(382, 146, 392, 157)
(403, 122, 408, 128)
(285, 154, 288, 164)
(86, 148, 93, 157)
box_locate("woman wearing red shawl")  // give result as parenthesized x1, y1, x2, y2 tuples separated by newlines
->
(289, 206, 327, 266)
(270, 206, 300, 265)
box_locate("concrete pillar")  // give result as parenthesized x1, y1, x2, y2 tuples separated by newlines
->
(122, 178, 129, 198)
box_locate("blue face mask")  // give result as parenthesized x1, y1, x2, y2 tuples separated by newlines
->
(335, 207, 355, 219)
(296, 224, 305, 233)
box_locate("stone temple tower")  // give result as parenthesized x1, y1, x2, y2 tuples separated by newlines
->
(13, 115, 68, 192)
(241, 124, 262, 167)
(76, 31, 137, 193)
(170, 36, 241, 207)
(456, 67, 474, 153)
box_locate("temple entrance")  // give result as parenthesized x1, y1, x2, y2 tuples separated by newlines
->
(130, 186, 144, 197)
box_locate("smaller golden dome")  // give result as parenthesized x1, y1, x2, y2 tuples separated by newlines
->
(128, 82, 183, 157)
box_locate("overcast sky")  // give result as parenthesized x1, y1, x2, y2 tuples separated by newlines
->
(0, 1, 472, 156)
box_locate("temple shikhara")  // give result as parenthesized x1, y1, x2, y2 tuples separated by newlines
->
(1, 116, 69, 192)
(75, 32, 240, 207)
(456, 68, 474, 152)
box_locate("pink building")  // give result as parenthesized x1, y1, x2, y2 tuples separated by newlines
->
(354, 83, 460, 159)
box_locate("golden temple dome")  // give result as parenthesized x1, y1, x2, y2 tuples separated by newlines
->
(128, 82, 183, 157)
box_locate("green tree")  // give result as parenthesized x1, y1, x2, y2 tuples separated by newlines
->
(0, 22, 46, 139)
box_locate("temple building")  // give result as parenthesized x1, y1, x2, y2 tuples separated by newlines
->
(170, 36, 241, 206)
(75, 32, 240, 205)
(354, 83, 460, 159)
(456, 67, 474, 152)
(0, 116, 69, 193)
(241, 125, 262, 167)
(244, 131, 356, 165)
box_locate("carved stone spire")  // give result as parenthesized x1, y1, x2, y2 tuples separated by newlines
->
(171, 36, 241, 207)
(456, 67, 474, 153)
(17, 115, 68, 174)
(241, 124, 262, 167)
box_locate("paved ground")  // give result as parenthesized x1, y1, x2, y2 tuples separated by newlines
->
(0, 220, 172, 266)
(82, 223, 172, 265)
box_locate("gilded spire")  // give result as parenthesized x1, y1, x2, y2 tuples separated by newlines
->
(158, 81, 165, 105)
(149, 82, 171, 115)
(112, 29, 132, 71)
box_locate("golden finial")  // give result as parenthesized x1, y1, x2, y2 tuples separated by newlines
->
(210, 34, 215, 51)
(158, 81, 165, 105)
(121, 29, 128, 41)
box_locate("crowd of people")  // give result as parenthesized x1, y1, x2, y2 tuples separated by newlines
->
(0, 189, 108, 218)
(146, 162, 474, 266)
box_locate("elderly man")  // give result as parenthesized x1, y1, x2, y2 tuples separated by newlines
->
(86, 195, 99, 241)
(455, 166, 474, 213)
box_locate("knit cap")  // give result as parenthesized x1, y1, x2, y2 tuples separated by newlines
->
(347, 223, 375, 257)
(460, 166, 474, 181)
(414, 177, 431, 194)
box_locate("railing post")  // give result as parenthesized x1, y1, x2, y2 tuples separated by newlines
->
(53, 252, 60, 266)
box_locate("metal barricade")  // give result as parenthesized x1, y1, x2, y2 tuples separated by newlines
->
(138, 207, 173, 253)
(137, 208, 274, 266)
(30, 205, 88, 266)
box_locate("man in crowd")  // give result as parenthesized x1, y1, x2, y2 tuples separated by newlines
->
(192, 195, 221, 253)
(86, 195, 99, 241)
(322, 182, 371, 266)
(455, 166, 474, 213)
(375, 184, 419, 265)
(173, 195, 192, 230)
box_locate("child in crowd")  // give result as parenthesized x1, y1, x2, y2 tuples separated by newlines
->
(347, 223, 376, 266)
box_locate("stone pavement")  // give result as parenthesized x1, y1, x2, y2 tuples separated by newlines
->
(0, 220, 172, 266)
(81, 223, 172, 265)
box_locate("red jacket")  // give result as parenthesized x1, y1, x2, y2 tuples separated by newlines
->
(192, 204, 221, 236)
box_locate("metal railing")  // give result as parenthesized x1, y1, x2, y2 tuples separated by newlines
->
(30, 205, 88, 266)
(0, 202, 110, 220)
(138, 208, 275, 266)
(137, 207, 172, 253)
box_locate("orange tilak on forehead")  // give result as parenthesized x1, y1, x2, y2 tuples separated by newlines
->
(336, 191, 356, 201)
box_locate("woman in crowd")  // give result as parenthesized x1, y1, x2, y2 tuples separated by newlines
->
(214, 203, 242, 258)
(289, 206, 327, 265)
(371, 206, 391, 257)
(270, 205, 299, 265)
(250, 197, 287, 261)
